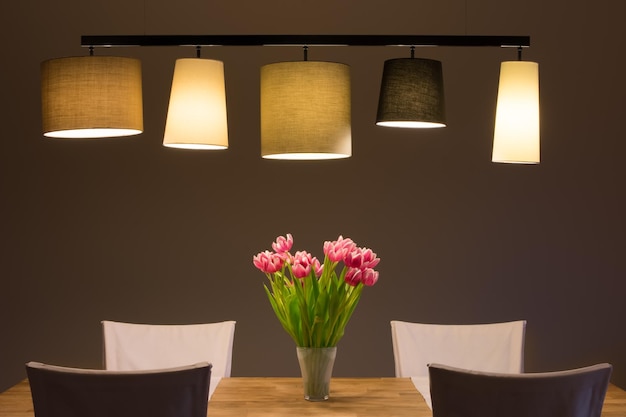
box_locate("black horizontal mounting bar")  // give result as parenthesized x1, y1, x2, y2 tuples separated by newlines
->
(81, 34, 530, 48)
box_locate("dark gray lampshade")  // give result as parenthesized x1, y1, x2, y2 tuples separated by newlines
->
(376, 57, 446, 128)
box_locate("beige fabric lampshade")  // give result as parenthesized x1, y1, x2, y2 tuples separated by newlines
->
(163, 58, 228, 149)
(41, 56, 143, 138)
(492, 61, 540, 164)
(260, 61, 351, 160)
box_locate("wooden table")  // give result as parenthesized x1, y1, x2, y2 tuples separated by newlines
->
(208, 377, 430, 417)
(1, 377, 626, 417)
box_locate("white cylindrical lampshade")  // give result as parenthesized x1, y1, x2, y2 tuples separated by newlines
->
(163, 58, 228, 150)
(492, 61, 540, 164)
(260, 61, 351, 160)
(41, 56, 143, 138)
(376, 57, 446, 128)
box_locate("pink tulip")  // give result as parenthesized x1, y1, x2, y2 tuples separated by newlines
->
(252, 250, 284, 274)
(275, 251, 292, 262)
(292, 264, 310, 279)
(344, 247, 380, 269)
(323, 235, 356, 262)
(344, 267, 362, 286)
(344, 249, 363, 268)
(291, 251, 317, 279)
(323, 244, 343, 263)
(314, 261, 324, 278)
(272, 233, 293, 254)
(361, 268, 379, 286)
(360, 248, 380, 269)
(344, 247, 364, 268)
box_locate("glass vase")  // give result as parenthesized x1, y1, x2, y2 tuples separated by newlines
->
(296, 346, 337, 401)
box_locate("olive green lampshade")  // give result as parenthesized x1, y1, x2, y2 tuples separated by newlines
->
(163, 58, 228, 149)
(260, 61, 352, 160)
(376, 57, 446, 128)
(41, 56, 143, 138)
(492, 61, 540, 164)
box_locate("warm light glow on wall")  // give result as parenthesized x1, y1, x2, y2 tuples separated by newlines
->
(492, 61, 540, 164)
(41, 56, 143, 138)
(260, 61, 352, 160)
(163, 58, 228, 150)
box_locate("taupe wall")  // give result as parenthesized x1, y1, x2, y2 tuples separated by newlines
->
(2, 0, 625, 392)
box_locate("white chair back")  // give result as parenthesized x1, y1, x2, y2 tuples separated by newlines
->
(102, 320, 236, 378)
(390, 320, 526, 378)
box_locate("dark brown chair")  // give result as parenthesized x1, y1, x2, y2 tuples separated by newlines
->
(428, 362, 612, 417)
(26, 361, 211, 417)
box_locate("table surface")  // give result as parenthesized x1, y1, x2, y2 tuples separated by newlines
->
(208, 377, 431, 417)
(1, 377, 626, 417)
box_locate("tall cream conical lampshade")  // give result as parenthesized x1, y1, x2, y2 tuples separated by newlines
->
(41, 56, 143, 138)
(163, 58, 228, 149)
(260, 61, 351, 160)
(492, 61, 540, 164)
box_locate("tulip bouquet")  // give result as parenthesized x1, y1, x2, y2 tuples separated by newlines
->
(253, 234, 380, 348)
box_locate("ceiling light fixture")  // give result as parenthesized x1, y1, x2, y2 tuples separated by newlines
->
(260, 46, 351, 160)
(44, 34, 535, 163)
(163, 46, 229, 150)
(492, 47, 540, 164)
(41, 47, 143, 139)
(376, 46, 446, 128)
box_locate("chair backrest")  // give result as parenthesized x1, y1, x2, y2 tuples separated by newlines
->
(26, 361, 211, 417)
(390, 320, 526, 377)
(102, 320, 236, 377)
(428, 362, 613, 417)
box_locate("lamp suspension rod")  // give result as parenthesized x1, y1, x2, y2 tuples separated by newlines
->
(80, 34, 530, 48)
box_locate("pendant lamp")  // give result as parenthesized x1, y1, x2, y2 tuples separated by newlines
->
(260, 58, 351, 160)
(376, 48, 446, 128)
(41, 55, 143, 138)
(492, 60, 540, 164)
(163, 58, 228, 149)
